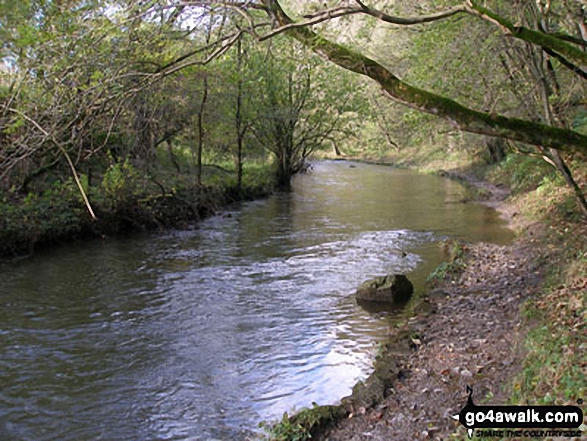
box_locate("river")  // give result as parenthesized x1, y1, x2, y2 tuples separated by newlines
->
(0, 161, 513, 440)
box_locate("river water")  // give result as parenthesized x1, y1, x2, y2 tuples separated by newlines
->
(0, 161, 513, 440)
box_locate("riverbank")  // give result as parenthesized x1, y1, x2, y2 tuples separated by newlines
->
(321, 204, 543, 440)
(321, 171, 586, 441)
(0, 162, 274, 259)
(263, 157, 586, 440)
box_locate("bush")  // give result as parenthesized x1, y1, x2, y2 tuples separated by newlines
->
(0, 161, 275, 258)
(487, 154, 557, 194)
(0, 180, 84, 256)
(99, 159, 143, 208)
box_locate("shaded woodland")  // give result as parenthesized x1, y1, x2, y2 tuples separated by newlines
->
(1, 0, 587, 246)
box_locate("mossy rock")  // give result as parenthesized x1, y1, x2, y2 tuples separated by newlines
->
(348, 377, 385, 409)
(355, 274, 413, 304)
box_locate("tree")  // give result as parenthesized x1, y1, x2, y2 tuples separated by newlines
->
(0, 0, 231, 196)
(249, 37, 358, 188)
(482, 0, 587, 214)
(234, 37, 248, 192)
(219, 0, 585, 213)
(388, 0, 587, 212)
(128, 0, 587, 153)
(255, 1, 587, 155)
(4, 0, 587, 212)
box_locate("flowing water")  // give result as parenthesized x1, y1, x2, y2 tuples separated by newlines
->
(0, 161, 513, 440)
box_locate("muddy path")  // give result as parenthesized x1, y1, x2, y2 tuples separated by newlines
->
(319, 175, 547, 441)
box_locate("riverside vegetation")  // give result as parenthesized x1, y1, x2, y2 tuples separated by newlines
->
(1, 1, 586, 440)
(0, 155, 274, 258)
(261, 154, 586, 441)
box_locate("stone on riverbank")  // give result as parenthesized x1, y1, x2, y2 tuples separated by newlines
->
(355, 274, 413, 304)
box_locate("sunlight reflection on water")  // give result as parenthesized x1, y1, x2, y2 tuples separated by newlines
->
(0, 161, 513, 440)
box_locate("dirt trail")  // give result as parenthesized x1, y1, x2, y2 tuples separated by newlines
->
(320, 176, 546, 441)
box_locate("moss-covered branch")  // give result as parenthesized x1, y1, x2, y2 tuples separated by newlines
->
(465, 0, 587, 67)
(263, 0, 587, 155)
(269, 1, 587, 80)
(357, 1, 587, 67)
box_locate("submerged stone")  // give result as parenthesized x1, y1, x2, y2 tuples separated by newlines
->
(355, 274, 414, 304)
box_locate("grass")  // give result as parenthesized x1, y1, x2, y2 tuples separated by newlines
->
(484, 154, 558, 194)
(259, 404, 344, 441)
(259, 411, 313, 441)
(510, 199, 587, 408)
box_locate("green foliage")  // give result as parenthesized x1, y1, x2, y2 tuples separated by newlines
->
(536, 172, 565, 196)
(0, 159, 274, 257)
(0, 180, 84, 256)
(246, 35, 366, 186)
(571, 109, 587, 136)
(426, 239, 468, 284)
(511, 264, 586, 406)
(487, 153, 557, 194)
(260, 403, 343, 441)
(512, 319, 586, 404)
(3, 0, 587, 256)
(260, 411, 312, 441)
(100, 159, 142, 205)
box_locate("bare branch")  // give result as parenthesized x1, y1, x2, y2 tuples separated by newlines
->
(258, 2, 468, 41)
(356, 2, 467, 26)
(258, 0, 587, 80)
(302, 2, 467, 26)
(4, 107, 97, 219)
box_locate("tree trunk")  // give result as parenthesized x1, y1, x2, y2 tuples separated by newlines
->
(235, 38, 244, 193)
(166, 139, 180, 173)
(276, 151, 293, 190)
(548, 149, 587, 216)
(133, 100, 154, 164)
(370, 95, 400, 151)
(195, 17, 215, 191)
(196, 76, 208, 189)
(486, 137, 506, 164)
(535, 41, 587, 217)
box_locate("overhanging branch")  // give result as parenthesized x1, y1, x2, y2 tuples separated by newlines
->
(261, 1, 587, 80)
(465, 0, 587, 67)
(262, 0, 587, 155)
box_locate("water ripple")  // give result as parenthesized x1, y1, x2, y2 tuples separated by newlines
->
(0, 162, 514, 440)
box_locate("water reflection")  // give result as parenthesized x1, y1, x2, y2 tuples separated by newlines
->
(0, 161, 512, 440)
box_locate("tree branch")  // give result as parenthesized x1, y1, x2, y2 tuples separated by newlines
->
(542, 46, 587, 80)
(302, 2, 467, 26)
(259, 2, 468, 41)
(354, 2, 467, 26)
(5, 108, 97, 219)
(465, 0, 587, 67)
(263, 0, 587, 155)
(260, 1, 587, 79)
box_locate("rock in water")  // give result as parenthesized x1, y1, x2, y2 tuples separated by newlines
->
(355, 274, 414, 304)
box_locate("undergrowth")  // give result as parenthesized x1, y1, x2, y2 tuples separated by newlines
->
(510, 187, 586, 409)
(449, 153, 586, 441)
(426, 239, 469, 284)
(0, 160, 274, 258)
(259, 404, 343, 441)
